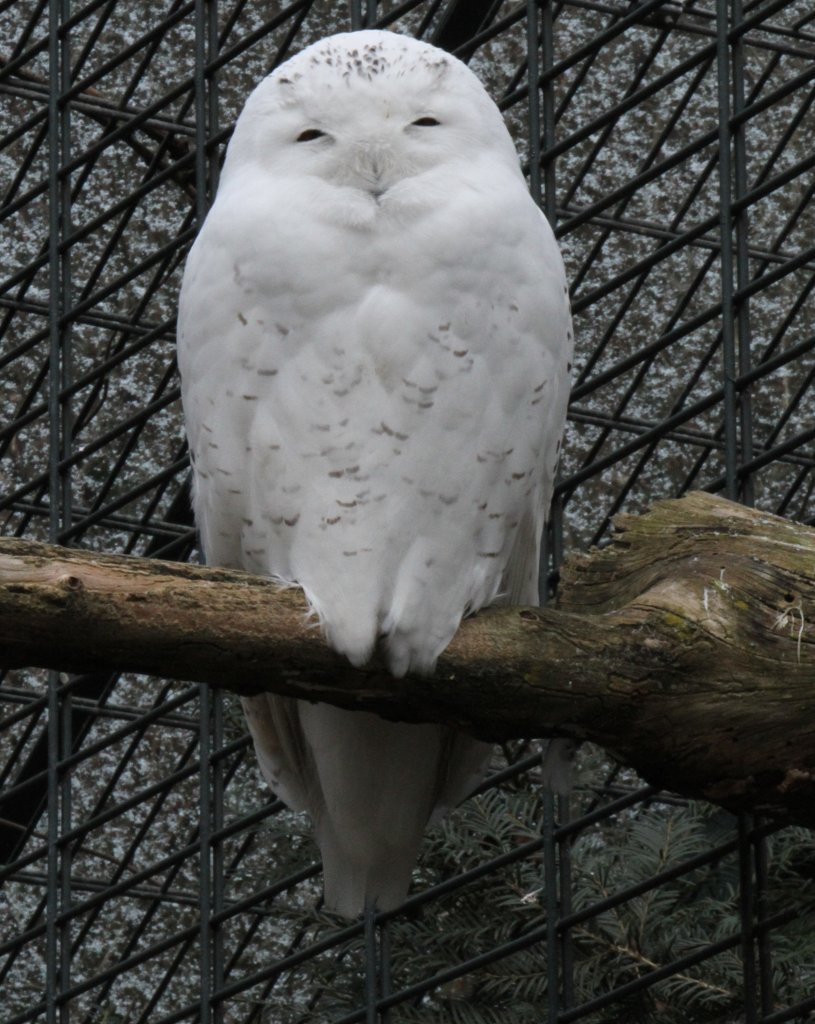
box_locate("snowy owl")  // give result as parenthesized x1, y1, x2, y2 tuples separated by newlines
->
(177, 30, 573, 918)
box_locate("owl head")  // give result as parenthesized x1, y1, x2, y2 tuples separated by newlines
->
(222, 30, 522, 200)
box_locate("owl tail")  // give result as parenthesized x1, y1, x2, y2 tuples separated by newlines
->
(239, 699, 479, 918)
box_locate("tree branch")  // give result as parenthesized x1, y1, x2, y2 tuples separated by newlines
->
(1, 492, 813, 825)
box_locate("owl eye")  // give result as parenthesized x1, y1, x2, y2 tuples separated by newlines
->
(411, 116, 440, 127)
(297, 128, 327, 142)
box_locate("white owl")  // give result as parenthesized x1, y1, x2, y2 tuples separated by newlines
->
(178, 30, 573, 918)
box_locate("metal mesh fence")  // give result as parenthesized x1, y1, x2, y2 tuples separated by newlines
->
(1, 0, 814, 1021)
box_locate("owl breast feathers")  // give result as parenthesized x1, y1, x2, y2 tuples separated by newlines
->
(178, 29, 573, 917)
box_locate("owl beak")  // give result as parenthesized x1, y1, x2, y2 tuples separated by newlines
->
(354, 140, 393, 199)
(366, 165, 387, 199)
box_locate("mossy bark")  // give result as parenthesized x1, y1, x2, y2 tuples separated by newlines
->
(1, 492, 813, 825)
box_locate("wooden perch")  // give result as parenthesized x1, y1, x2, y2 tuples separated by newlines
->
(0, 492, 813, 826)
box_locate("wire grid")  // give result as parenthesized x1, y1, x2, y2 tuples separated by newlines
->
(1, 0, 814, 1020)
